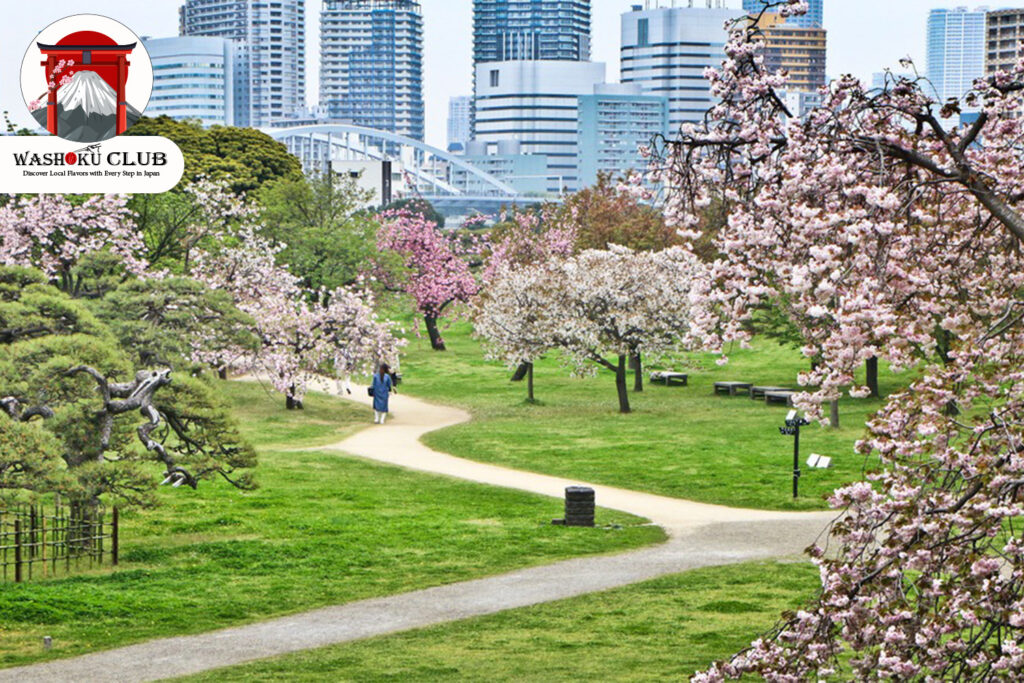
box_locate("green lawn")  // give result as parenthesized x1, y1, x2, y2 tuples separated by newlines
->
(0, 382, 662, 668)
(393, 320, 905, 511)
(177, 560, 819, 682)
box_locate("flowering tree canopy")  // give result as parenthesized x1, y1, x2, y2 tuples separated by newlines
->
(474, 260, 558, 402)
(484, 208, 577, 281)
(0, 194, 147, 290)
(377, 210, 480, 351)
(251, 285, 401, 410)
(660, 1, 1024, 678)
(479, 246, 700, 413)
(195, 222, 401, 409)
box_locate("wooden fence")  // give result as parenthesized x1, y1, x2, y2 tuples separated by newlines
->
(0, 504, 118, 582)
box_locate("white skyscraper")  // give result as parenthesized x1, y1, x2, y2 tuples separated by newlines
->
(620, 4, 744, 132)
(927, 7, 987, 106)
(447, 96, 472, 151)
(179, 0, 306, 127)
(144, 36, 235, 127)
(474, 60, 606, 194)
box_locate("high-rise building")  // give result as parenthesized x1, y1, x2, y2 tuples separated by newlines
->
(986, 8, 1024, 77)
(620, 4, 744, 132)
(743, 0, 823, 29)
(755, 13, 827, 93)
(447, 96, 472, 152)
(473, 0, 591, 64)
(472, 0, 591, 134)
(179, 0, 306, 127)
(474, 60, 606, 194)
(320, 0, 425, 142)
(577, 83, 668, 187)
(927, 7, 986, 106)
(144, 36, 235, 127)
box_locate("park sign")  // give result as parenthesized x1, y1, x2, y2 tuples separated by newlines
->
(0, 14, 183, 193)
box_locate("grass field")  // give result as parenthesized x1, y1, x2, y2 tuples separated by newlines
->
(393, 320, 905, 511)
(0, 381, 663, 668)
(177, 560, 819, 682)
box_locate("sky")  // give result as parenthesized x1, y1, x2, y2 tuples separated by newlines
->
(0, 1, 1001, 148)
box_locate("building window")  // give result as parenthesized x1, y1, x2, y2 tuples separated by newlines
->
(638, 18, 649, 47)
(490, 69, 500, 87)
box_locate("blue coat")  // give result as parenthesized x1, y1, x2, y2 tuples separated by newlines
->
(372, 373, 393, 412)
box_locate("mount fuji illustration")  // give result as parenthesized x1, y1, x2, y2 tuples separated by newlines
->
(32, 70, 141, 142)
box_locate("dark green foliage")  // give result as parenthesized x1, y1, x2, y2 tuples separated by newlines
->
(0, 420, 70, 502)
(125, 117, 301, 194)
(63, 251, 133, 300)
(122, 191, 197, 272)
(92, 277, 256, 369)
(155, 376, 257, 491)
(258, 172, 389, 292)
(0, 266, 258, 507)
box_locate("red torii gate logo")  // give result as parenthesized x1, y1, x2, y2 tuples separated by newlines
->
(37, 31, 135, 137)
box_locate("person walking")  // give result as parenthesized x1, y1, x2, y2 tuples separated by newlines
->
(371, 363, 395, 424)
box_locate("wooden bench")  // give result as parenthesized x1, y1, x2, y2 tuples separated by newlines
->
(650, 371, 688, 386)
(714, 381, 752, 396)
(750, 386, 791, 400)
(765, 390, 795, 406)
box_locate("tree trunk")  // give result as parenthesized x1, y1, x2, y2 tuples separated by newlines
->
(424, 315, 446, 351)
(526, 362, 535, 403)
(616, 354, 631, 414)
(218, 368, 228, 381)
(632, 352, 643, 392)
(830, 399, 840, 430)
(511, 362, 530, 382)
(866, 356, 880, 398)
(286, 385, 304, 411)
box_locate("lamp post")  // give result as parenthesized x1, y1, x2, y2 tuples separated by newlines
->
(779, 409, 810, 498)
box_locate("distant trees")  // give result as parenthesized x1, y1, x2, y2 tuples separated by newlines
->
(556, 172, 679, 252)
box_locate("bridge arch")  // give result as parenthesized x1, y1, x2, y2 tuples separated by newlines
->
(262, 124, 521, 198)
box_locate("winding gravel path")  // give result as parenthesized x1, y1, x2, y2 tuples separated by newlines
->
(1, 380, 835, 683)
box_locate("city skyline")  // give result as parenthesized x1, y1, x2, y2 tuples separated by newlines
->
(0, 1, 1008, 148)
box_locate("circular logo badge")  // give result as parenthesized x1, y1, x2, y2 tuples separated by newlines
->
(20, 14, 153, 143)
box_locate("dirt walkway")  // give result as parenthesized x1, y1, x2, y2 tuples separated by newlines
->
(0, 380, 835, 683)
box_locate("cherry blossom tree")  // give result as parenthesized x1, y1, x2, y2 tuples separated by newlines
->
(660, 1, 1024, 678)
(0, 194, 147, 290)
(480, 246, 700, 413)
(194, 223, 401, 409)
(474, 260, 559, 402)
(377, 210, 480, 351)
(250, 285, 400, 410)
(482, 208, 578, 383)
(484, 208, 577, 281)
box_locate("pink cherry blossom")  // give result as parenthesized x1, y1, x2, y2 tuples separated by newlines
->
(658, 0, 1024, 678)
(376, 209, 481, 350)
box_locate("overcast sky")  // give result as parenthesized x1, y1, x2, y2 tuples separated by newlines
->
(0, 1, 1003, 147)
